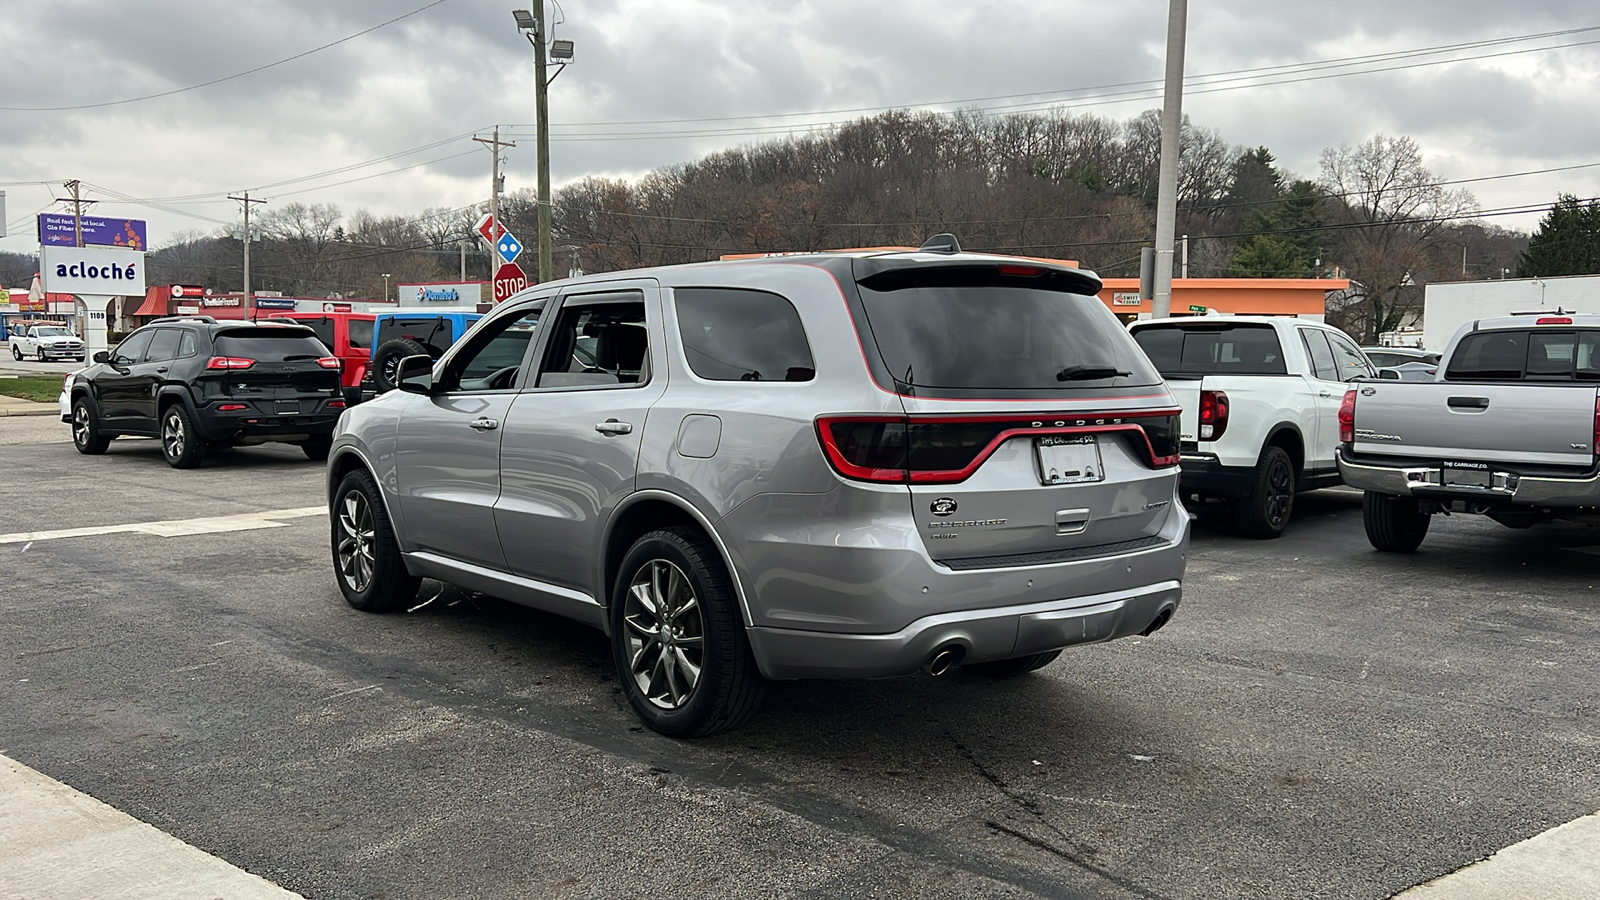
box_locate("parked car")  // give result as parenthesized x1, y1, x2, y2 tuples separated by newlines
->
(63, 315, 346, 468)
(327, 237, 1190, 736)
(1340, 313, 1600, 552)
(1361, 346, 1440, 369)
(365, 309, 484, 393)
(1374, 360, 1438, 382)
(11, 324, 85, 362)
(266, 311, 376, 405)
(1128, 315, 1376, 538)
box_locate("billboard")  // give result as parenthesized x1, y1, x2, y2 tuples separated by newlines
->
(38, 213, 148, 249)
(39, 245, 147, 295)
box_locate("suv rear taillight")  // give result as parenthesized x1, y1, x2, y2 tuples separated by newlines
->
(1339, 389, 1357, 443)
(1198, 390, 1229, 441)
(1593, 396, 1600, 459)
(816, 412, 1181, 485)
(317, 357, 342, 370)
(206, 356, 256, 369)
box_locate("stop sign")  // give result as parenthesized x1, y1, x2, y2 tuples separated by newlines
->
(493, 262, 528, 303)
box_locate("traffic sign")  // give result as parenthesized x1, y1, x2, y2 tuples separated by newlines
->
(474, 213, 500, 245)
(493, 262, 528, 303)
(496, 231, 524, 265)
(1188, 304, 1207, 313)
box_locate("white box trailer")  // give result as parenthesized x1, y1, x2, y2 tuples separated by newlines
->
(1422, 275, 1600, 351)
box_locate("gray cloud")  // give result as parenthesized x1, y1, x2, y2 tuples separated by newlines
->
(3, 0, 1598, 256)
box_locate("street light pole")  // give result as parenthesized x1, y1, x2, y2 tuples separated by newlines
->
(382, 273, 391, 303)
(532, 1, 553, 285)
(1151, 0, 1187, 319)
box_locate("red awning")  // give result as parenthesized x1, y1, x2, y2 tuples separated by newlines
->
(131, 294, 168, 316)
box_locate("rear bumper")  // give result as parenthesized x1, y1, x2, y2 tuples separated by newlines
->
(746, 581, 1181, 679)
(1337, 447, 1600, 507)
(194, 400, 341, 442)
(1177, 452, 1258, 497)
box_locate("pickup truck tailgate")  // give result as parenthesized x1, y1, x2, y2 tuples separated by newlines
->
(1353, 382, 1599, 467)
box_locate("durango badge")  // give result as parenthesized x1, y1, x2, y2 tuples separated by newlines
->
(930, 497, 958, 517)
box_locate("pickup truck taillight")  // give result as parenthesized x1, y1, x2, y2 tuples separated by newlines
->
(1339, 389, 1357, 443)
(1593, 396, 1600, 458)
(1199, 390, 1229, 441)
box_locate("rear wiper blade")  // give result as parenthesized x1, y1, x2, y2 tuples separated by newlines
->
(1056, 365, 1130, 381)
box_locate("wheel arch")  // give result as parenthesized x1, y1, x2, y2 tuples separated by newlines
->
(1263, 423, 1306, 477)
(600, 491, 751, 633)
(326, 446, 405, 541)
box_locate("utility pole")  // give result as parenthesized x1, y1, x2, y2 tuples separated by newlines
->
(474, 127, 515, 270)
(533, 0, 553, 284)
(460, 241, 467, 281)
(57, 180, 96, 247)
(1151, 0, 1187, 318)
(229, 192, 267, 308)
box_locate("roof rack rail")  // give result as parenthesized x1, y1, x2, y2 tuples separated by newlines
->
(147, 315, 218, 325)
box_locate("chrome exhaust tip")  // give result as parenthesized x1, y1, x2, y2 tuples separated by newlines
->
(924, 646, 962, 677)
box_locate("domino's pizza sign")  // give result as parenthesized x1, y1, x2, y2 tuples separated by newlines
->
(40, 245, 147, 295)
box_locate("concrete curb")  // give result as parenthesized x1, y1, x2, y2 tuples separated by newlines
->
(0, 406, 61, 417)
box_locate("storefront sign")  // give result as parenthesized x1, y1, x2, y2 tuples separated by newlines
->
(323, 302, 352, 312)
(1112, 292, 1142, 307)
(176, 305, 201, 315)
(202, 296, 241, 308)
(400, 282, 483, 306)
(40, 245, 147, 295)
(170, 284, 207, 299)
(254, 298, 297, 310)
(38, 214, 148, 249)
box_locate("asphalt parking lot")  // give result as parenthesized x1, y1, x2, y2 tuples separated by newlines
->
(2, 415, 1598, 900)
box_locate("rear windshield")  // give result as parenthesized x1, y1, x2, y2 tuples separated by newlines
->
(1133, 323, 1288, 376)
(1446, 329, 1600, 381)
(856, 285, 1160, 390)
(214, 331, 330, 362)
(284, 316, 335, 350)
(378, 317, 455, 353)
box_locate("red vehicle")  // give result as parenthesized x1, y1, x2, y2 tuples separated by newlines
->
(266, 312, 375, 405)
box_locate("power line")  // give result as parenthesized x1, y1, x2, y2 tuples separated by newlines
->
(0, 0, 457, 112)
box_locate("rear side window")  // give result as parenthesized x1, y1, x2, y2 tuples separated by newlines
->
(1300, 329, 1339, 381)
(675, 288, 815, 382)
(348, 319, 374, 350)
(287, 316, 335, 350)
(1133, 324, 1288, 376)
(377, 317, 455, 354)
(1449, 329, 1600, 380)
(857, 283, 1158, 390)
(213, 331, 330, 362)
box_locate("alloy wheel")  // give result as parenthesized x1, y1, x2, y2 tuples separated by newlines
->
(622, 559, 705, 710)
(336, 490, 376, 592)
(161, 412, 185, 460)
(72, 405, 90, 447)
(1265, 459, 1293, 528)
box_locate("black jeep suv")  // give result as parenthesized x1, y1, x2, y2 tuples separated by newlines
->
(64, 316, 346, 468)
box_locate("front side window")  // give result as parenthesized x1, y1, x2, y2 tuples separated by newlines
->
(675, 287, 815, 382)
(110, 330, 154, 366)
(438, 308, 541, 392)
(1326, 333, 1374, 382)
(537, 296, 649, 388)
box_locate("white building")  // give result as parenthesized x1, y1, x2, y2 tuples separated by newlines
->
(1422, 275, 1599, 351)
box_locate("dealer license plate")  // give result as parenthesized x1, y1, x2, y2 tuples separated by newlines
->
(1035, 435, 1104, 486)
(275, 400, 301, 416)
(1442, 464, 1493, 488)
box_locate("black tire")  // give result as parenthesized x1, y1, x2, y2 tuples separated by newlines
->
(371, 339, 430, 393)
(302, 434, 332, 461)
(342, 385, 363, 407)
(331, 468, 421, 612)
(159, 402, 207, 469)
(961, 650, 1063, 677)
(1363, 491, 1430, 553)
(1233, 445, 1295, 539)
(70, 396, 111, 455)
(611, 527, 765, 737)
(9, 344, 18, 360)
(37, 348, 47, 362)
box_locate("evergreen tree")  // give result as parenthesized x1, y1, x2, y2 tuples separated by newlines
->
(1517, 194, 1600, 277)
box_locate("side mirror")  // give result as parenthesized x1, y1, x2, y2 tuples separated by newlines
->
(1378, 368, 1401, 380)
(93, 351, 110, 364)
(397, 354, 435, 394)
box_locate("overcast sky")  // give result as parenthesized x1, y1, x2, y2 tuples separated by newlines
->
(3, 0, 1598, 268)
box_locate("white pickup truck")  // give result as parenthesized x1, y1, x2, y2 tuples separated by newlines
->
(10, 325, 86, 362)
(1129, 315, 1376, 538)
(1339, 313, 1600, 552)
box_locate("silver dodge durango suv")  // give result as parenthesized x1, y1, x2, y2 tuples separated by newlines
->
(326, 237, 1189, 736)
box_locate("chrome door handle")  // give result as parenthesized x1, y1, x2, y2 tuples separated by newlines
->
(469, 417, 500, 432)
(1318, 391, 1332, 398)
(595, 420, 633, 435)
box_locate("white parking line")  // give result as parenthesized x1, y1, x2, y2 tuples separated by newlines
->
(0, 507, 325, 545)
(0, 754, 303, 899)
(1394, 810, 1600, 899)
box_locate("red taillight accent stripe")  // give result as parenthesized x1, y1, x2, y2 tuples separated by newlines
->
(317, 357, 342, 369)
(1593, 396, 1600, 459)
(1339, 389, 1357, 443)
(217, 404, 247, 411)
(205, 356, 256, 370)
(329, 400, 347, 409)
